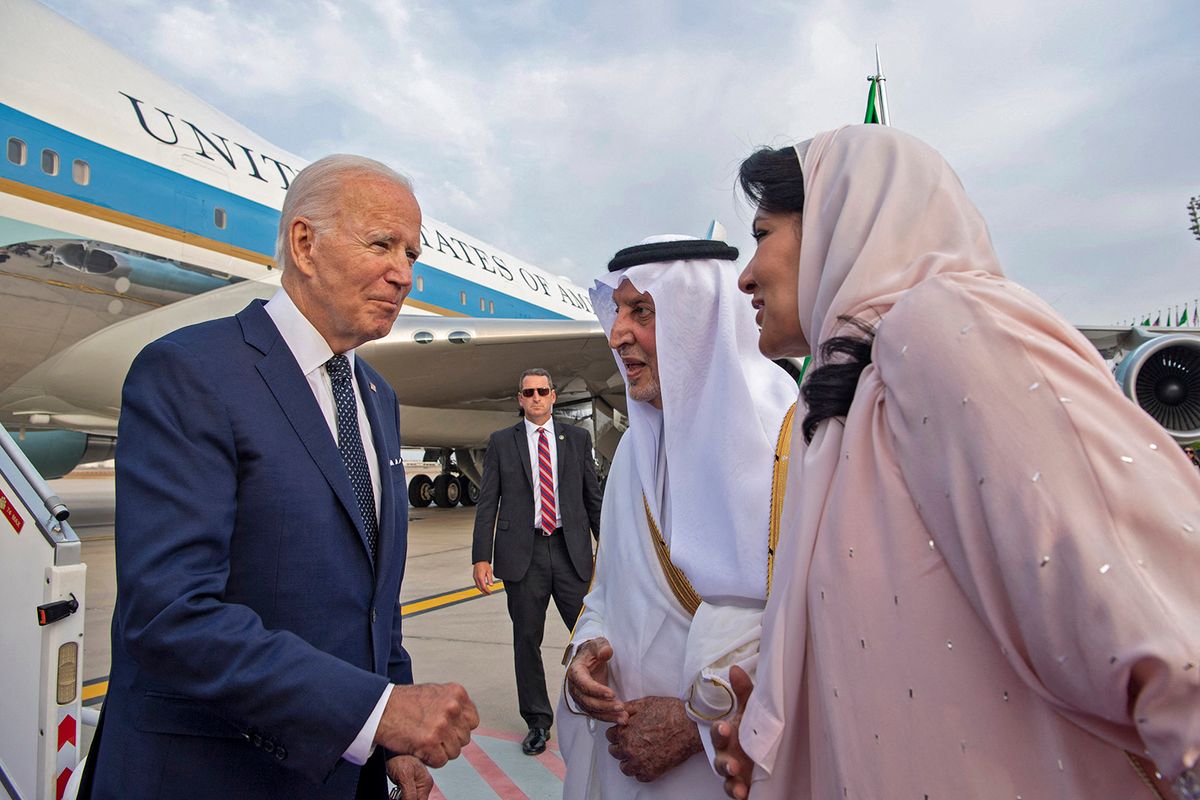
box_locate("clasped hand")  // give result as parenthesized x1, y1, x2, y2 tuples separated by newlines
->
(566, 638, 702, 782)
(385, 754, 434, 800)
(604, 696, 702, 782)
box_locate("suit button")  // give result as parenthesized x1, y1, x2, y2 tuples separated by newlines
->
(275, 746, 287, 760)
(252, 733, 263, 748)
(263, 738, 275, 754)
(371, 607, 377, 624)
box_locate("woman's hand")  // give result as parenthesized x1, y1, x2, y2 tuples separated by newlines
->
(711, 665, 755, 799)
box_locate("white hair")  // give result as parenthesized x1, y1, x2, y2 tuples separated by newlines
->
(273, 154, 413, 269)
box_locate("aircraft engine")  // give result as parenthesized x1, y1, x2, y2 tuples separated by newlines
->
(1114, 333, 1200, 443)
(5, 429, 117, 479)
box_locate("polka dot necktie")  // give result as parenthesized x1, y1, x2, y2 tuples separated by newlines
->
(537, 427, 556, 534)
(326, 354, 378, 558)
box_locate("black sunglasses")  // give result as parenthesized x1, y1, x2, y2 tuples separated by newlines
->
(520, 387, 553, 397)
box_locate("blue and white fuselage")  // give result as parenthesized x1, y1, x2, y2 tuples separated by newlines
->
(0, 0, 614, 463)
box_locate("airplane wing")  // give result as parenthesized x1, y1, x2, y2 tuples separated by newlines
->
(1075, 325, 1138, 359)
(360, 317, 624, 414)
(0, 277, 624, 433)
(1074, 325, 1194, 360)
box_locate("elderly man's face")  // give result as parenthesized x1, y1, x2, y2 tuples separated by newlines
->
(289, 173, 421, 353)
(608, 279, 660, 409)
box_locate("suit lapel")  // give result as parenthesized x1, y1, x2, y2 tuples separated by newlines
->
(514, 421, 534, 492)
(241, 302, 366, 554)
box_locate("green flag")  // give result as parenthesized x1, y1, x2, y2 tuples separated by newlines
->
(1142, 316, 1151, 326)
(865, 79, 881, 124)
(1180, 306, 1190, 326)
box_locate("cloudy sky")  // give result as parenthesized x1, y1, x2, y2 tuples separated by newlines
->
(46, 0, 1199, 324)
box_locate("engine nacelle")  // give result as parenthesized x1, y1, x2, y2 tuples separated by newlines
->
(1114, 333, 1200, 444)
(5, 429, 117, 479)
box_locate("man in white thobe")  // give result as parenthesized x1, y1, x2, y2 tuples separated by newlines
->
(557, 235, 796, 798)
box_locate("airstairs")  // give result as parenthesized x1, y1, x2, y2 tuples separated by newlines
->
(0, 433, 86, 800)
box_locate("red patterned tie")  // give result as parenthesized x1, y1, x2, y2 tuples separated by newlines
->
(537, 427, 556, 534)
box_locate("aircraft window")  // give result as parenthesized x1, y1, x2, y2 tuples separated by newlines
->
(459, 291, 467, 306)
(416, 276, 424, 292)
(72, 159, 90, 185)
(479, 297, 486, 312)
(7, 138, 27, 166)
(41, 149, 60, 176)
(213, 207, 227, 229)
(489, 301, 495, 314)
(413, 331, 434, 344)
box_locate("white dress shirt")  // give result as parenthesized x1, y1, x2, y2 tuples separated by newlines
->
(524, 417, 561, 529)
(263, 288, 391, 765)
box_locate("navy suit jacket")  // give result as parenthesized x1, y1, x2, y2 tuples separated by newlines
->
(87, 300, 412, 799)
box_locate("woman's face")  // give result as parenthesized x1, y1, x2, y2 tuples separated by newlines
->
(738, 208, 809, 358)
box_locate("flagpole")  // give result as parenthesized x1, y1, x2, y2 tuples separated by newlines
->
(878, 45, 888, 125)
(874, 46, 891, 126)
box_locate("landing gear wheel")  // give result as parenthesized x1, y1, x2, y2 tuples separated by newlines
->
(408, 474, 434, 507)
(458, 475, 479, 506)
(433, 473, 461, 508)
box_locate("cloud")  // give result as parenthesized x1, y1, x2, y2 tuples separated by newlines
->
(43, 0, 1200, 325)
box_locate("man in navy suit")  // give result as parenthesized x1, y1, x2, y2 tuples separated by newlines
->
(471, 369, 603, 756)
(83, 155, 478, 800)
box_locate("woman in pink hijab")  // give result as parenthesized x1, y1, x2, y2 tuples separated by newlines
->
(713, 125, 1200, 799)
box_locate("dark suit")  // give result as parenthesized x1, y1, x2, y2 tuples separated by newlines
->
(84, 300, 411, 799)
(471, 420, 602, 729)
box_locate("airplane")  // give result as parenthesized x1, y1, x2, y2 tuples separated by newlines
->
(2, 0, 1197, 517)
(0, 0, 631, 508)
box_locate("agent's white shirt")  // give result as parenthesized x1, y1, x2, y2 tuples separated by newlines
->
(524, 417, 562, 529)
(264, 287, 390, 765)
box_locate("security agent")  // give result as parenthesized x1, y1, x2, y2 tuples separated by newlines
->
(471, 368, 603, 755)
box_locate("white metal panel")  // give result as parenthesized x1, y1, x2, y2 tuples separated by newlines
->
(0, 436, 84, 800)
(0, 453, 52, 799)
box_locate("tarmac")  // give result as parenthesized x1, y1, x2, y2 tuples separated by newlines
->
(58, 473, 569, 799)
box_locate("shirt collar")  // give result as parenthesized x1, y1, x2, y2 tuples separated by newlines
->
(264, 288, 356, 376)
(524, 417, 554, 436)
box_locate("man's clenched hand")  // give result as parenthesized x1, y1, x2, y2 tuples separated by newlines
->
(374, 683, 479, 768)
